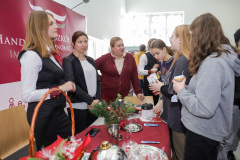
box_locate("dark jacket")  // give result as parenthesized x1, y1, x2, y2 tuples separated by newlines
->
(161, 55, 190, 133)
(63, 53, 101, 105)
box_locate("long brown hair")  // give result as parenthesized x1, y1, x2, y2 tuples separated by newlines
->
(189, 13, 240, 76)
(22, 11, 58, 58)
(150, 39, 174, 56)
(170, 25, 191, 69)
(147, 38, 156, 50)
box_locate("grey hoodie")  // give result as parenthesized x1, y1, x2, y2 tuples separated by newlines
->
(177, 44, 240, 142)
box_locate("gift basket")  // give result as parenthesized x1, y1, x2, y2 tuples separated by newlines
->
(20, 88, 91, 160)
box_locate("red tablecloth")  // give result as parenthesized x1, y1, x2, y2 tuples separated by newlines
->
(75, 119, 171, 160)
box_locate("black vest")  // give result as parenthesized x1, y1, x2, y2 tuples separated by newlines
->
(18, 50, 66, 119)
(144, 52, 158, 70)
(142, 52, 159, 103)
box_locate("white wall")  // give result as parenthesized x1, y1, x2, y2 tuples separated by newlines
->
(72, 0, 126, 41)
(126, 0, 240, 45)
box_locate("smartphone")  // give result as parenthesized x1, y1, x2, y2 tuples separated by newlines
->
(85, 128, 100, 137)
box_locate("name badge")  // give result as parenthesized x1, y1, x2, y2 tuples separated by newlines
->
(171, 95, 178, 102)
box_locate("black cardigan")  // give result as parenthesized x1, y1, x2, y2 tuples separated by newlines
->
(62, 53, 101, 105)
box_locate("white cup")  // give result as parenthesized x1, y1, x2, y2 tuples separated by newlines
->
(151, 68, 157, 73)
(173, 75, 185, 82)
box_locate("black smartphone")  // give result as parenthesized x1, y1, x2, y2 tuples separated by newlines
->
(85, 128, 100, 137)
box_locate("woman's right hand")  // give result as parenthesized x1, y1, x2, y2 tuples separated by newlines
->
(153, 100, 163, 114)
(59, 81, 76, 92)
(149, 79, 164, 92)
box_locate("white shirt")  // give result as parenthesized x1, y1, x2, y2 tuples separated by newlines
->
(138, 53, 150, 76)
(20, 50, 62, 103)
(70, 59, 97, 110)
(111, 52, 126, 74)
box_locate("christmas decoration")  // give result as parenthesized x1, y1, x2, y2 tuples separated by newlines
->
(89, 94, 135, 125)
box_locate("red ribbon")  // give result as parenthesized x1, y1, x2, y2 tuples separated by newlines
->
(119, 119, 126, 129)
(51, 50, 61, 64)
(73, 134, 91, 159)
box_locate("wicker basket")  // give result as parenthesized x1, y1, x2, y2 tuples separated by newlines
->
(28, 88, 86, 159)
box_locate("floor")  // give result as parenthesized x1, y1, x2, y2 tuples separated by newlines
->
(235, 145, 240, 159)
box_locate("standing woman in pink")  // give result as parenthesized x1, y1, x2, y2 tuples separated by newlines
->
(95, 37, 144, 103)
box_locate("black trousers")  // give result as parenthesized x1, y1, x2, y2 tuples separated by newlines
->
(28, 108, 72, 151)
(67, 108, 98, 135)
(185, 129, 220, 160)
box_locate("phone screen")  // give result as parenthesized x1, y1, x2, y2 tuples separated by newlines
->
(86, 128, 100, 137)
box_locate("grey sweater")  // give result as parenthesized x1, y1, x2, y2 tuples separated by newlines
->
(177, 44, 240, 142)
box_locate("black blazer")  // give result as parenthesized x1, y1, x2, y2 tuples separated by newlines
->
(63, 53, 101, 105)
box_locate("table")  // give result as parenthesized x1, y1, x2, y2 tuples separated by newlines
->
(75, 118, 171, 160)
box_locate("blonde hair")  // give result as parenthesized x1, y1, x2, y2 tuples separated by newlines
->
(22, 11, 58, 58)
(170, 25, 191, 68)
(110, 37, 122, 48)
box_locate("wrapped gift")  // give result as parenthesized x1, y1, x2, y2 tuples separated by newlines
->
(19, 88, 91, 160)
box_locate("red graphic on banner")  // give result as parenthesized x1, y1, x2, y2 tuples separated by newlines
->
(9, 98, 15, 108)
(18, 101, 25, 108)
(9, 98, 26, 108)
(0, 0, 86, 84)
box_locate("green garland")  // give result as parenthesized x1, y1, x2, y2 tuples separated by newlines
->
(89, 94, 135, 125)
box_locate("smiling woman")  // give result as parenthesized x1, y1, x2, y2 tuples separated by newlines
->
(95, 37, 144, 103)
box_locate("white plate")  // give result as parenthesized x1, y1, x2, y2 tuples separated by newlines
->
(134, 144, 169, 160)
(123, 123, 142, 132)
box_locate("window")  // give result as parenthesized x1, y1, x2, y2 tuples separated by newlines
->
(87, 36, 109, 59)
(121, 12, 184, 46)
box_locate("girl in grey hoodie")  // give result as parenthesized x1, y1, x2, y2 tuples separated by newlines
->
(172, 13, 240, 160)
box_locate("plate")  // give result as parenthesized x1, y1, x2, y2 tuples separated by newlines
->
(134, 144, 169, 160)
(123, 123, 142, 132)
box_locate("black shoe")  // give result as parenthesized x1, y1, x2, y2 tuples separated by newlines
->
(227, 151, 236, 160)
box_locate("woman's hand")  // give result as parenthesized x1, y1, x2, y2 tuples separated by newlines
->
(153, 100, 163, 114)
(88, 99, 100, 109)
(149, 79, 164, 92)
(91, 99, 100, 106)
(156, 71, 161, 77)
(153, 64, 160, 69)
(137, 93, 144, 101)
(59, 81, 76, 92)
(172, 78, 186, 93)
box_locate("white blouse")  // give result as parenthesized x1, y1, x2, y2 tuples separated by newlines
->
(69, 59, 97, 110)
(20, 50, 62, 103)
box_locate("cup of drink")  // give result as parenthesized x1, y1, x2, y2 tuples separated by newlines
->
(151, 68, 157, 73)
(173, 75, 185, 82)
